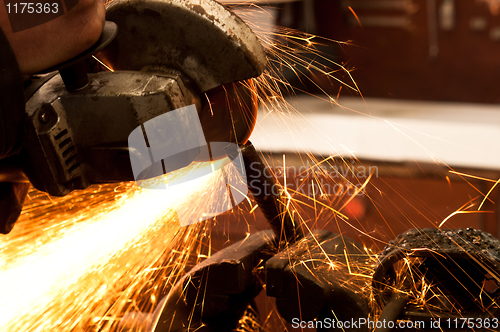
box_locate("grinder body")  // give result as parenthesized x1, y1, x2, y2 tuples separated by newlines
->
(0, 0, 267, 233)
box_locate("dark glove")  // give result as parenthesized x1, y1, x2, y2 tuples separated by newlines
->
(0, 27, 25, 159)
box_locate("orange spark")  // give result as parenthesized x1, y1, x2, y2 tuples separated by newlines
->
(348, 6, 362, 27)
(92, 56, 114, 72)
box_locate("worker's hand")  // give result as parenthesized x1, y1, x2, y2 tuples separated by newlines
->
(0, 0, 106, 74)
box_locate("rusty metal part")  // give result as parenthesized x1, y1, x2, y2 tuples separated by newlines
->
(266, 230, 370, 329)
(373, 228, 500, 295)
(100, 0, 267, 93)
(22, 71, 200, 196)
(373, 228, 500, 329)
(237, 142, 304, 246)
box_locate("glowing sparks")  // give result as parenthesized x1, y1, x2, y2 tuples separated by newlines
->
(249, 204, 259, 214)
(438, 202, 490, 228)
(344, 249, 371, 279)
(1, 4, 498, 331)
(0, 161, 224, 331)
(348, 6, 362, 27)
(92, 55, 114, 72)
(0, 188, 167, 329)
(478, 177, 500, 210)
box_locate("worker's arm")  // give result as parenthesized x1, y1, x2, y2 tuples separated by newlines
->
(0, 0, 105, 74)
(0, 0, 105, 159)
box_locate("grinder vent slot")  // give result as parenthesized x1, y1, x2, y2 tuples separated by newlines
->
(58, 138, 71, 149)
(68, 163, 80, 174)
(53, 129, 80, 174)
(65, 154, 77, 166)
(54, 129, 68, 140)
(62, 145, 75, 157)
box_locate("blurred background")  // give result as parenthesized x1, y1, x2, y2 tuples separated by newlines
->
(213, 0, 500, 249)
(210, 2, 500, 329)
(228, 0, 500, 103)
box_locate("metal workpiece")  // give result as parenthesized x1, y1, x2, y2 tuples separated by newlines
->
(373, 228, 500, 296)
(23, 71, 200, 196)
(238, 142, 304, 247)
(266, 230, 371, 329)
(265, 229, 332, 298)
(148, 230, 276, 332)
(372, 228, 500, 328)
(373, 292, 409, 332)
(101, 0, 267, 93)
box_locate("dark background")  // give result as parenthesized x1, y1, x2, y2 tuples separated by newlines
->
(280, 0, 500, 103)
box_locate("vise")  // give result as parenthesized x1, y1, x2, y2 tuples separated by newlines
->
(124, 225, 500, 331)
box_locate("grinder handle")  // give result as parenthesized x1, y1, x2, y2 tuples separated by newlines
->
(37, 21, 118, 91)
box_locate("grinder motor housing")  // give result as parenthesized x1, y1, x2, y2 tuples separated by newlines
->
(0, 0, 267, 233)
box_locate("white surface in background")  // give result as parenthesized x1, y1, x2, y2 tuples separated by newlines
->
(251, 96, 500, 170)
